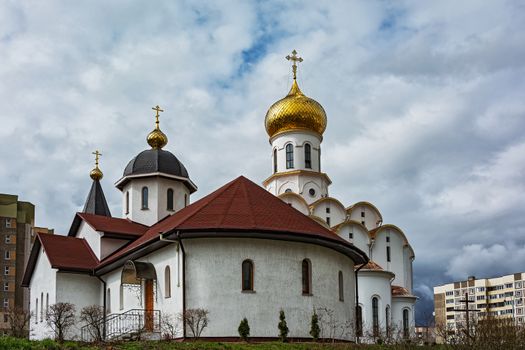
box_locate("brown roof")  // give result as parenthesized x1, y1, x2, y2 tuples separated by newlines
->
(39, 233, 99, 271)
(356, 260, 384, 271)
(99, 176, 368, 268)
(73, 212, 148, 237)
(391, 285, 412, 296)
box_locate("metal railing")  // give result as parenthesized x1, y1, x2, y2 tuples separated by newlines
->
(81, 308, 161, 342)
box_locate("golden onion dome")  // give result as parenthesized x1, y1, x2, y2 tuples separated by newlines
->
(147, 105, 168, 149)
(90, 167, 103, 181)
(265, 79, 327, 138)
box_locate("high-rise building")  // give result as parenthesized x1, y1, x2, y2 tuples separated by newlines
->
(434, 273, 525, 342)
(0, 194, 35, 334)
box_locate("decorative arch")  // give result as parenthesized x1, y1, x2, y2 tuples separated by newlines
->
(370, 224, 415, 259)
(121, 260, 157, 285)
(277, 181, 298, 195)
(347, 201, 383, 224)
(277, 192, 309, 214)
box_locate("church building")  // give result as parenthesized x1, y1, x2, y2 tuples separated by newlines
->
(22, 51, 416, 342)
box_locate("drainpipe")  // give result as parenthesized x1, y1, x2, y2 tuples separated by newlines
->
(176, 231, 186, 339)
(95, 274, 107, 341)
(355, 263, 365, 344)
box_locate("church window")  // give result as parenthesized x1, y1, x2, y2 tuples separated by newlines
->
(167, 189, 174, 211)
(403, 309, 410, 338)
(242, 260, 254, 291)
(273, 149, 278, 173)
(386, 305, 390, 336)
(326, 207, 330, 214)
(356, 305, 363, 336)
(361, 221, 365, 226)
(308, 188, 316, 197)
(40, 292, 43, 322)
(184, 194, 188, 207)
(349, 232, 353, 239)
(326, 217, 331, 226)
(119, 284, 124, 310)
(141, 187, 149, 209)
(338, 271, 344, 301)
(372, 297, 379, 337)
(304, 144, 311, 168)
(286, 144, 294, 169)
(387, 246, 391, 262)
(35, 298, 38, 322)
(386, 236, 390, 242)
(361, 211, 365, 218)
(318, 148, 321, 171)
(165, 266, 171, 298)
(302, 259, 312, 295)
(107, 289, 111, 314)
(46, 294, 49, 320)
(125, 191, 129, 214)
(285, 188, 292, 193)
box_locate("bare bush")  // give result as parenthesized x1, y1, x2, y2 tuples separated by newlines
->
(161, 312, 181, 340)
(79, 305, 105, 342)
(180, 308, 209, 339)
(46, 302, 76, 342)
(5, 307, 31, 338)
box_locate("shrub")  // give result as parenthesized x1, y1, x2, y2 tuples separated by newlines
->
(309, 311, 320, 341)
(46, 302, 76, 343)
(278, 309, 289, 342)
(180, 308, 209, 339)
(238, 317, 250, 341)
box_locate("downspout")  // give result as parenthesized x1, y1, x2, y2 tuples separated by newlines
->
(176, 231, 186, 339)
(355, 262, 365, 344)
(95, 274, 107, 341)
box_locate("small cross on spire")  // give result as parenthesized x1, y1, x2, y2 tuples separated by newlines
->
(152, 105, 164, 128)
(92, 150, 102, 168)
(286, 49, 303, 80)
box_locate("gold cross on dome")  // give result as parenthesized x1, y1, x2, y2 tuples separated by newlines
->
(286, 49, 303, 80)
(92, 150, 102, 167)
(152, 105, 164, 127)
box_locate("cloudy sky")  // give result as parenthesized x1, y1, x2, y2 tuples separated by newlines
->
(1, 0, 524, 323)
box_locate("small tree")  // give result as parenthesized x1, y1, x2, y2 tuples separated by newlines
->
(46, 302, 76, 342)
(238, 317, 250, 341)
(79, 305, 105, 342)
(310, 310, 320, 341)
(278, 309, 289, 342)
(180, 308, 209, 339)
(6, 307, 31, 338)
(160, 312, 181, 340)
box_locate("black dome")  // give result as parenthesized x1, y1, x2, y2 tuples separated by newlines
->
(123, 149, 189, 178)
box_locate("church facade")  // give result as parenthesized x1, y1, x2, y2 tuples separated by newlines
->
(22, 51, 416, 342)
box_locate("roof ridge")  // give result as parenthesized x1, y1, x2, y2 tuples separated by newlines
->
(217, 179, 243, 226)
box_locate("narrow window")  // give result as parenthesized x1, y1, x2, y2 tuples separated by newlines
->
(338, 271, 344, 301)
(403, 309, 410, 338)
(304, 144, 311, 168)
(302, 259, 311, 295)
(387, 246, 391, 262)
(242, 260, 254, 291)
(165, 266, 171, 298)
(119, 284, 124, 310)
(385, 306, 390, 336)
(141, 187, 149, 209)
(372, 297, 379, 337)
(46, 294, 49, 320)
(167, 189, 174, 211)
(273, 149, 278, 173)
(35, 298, 38, 321)
(318, 148, 321, 171)
(326, 217, 331, 226)
(40, 292, 43, 322)
(107, 289, 111, 314)
(184, 194, 188, 207)
(125, 191, 129, 214)
(386, 236, 390, 242)
(356, 305, 363, 336)
(325, 207, 330, 214)
(286, 144, 294, 169)
(349, 232, 353, 239)
(361, 211, 365, 218)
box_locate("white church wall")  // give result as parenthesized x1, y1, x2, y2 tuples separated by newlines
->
(391, 297, 416, 339)
(310, 198, 346, 227)
(348, 205, 382, 230)
(277, 193, 309, 215)
(29, 249, 56, 340)
(371, 229, 407, 289)
(271, 131, 321, 173)
(184, 238, 356, 340)
(337, 223, 369, 254)
(76, 221, 101, 259)
(357, 271, 393, 339)
(55, 273, 102, 340)
(100, 237, 130, 260)
(403, 246, 414, 293)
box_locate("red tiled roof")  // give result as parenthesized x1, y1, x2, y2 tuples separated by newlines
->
(77, 212, 148, 237)
(356, 260, 384, 271)
(99, 176, 368, 267)
(39, 233, 98, 271)
(391, 285, 411, 296)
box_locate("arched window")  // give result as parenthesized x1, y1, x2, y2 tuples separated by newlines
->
(119, 284, 124, 310)
(141, 187, 149, 209)
(356, 305, 363, 337)
(403, 309, 410, 338)
(304, 144, 311, 168)
(338, 271, 344, 301)
(242, 260, 254, 291)
(372, 297, 379, 337)
(302, 259, 311, 295)
(125, 191, 129, 214)
(385, 305, 390, 336)
(46, 293, 49, 320)
(273, 149, 278, 173)
(167, 189, 174, 211)
(165, 266, 171, 298)
(286, 144, 294, 169)
(40, 292, 43, 322)
(107, 288, 111, 314)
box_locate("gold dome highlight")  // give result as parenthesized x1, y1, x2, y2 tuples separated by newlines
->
(90, 150, 103, 181)
(147, 105, 168, 149)
(264, 50, 327, 139)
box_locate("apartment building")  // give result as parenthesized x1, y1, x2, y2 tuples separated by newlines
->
(434, 273, 525, 335)
(0, 194, 36, 334)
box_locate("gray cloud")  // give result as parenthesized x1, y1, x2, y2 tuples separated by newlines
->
(1, 0, 524, 324)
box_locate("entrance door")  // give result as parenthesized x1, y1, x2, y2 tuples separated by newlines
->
(145, 279, 154, 331)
